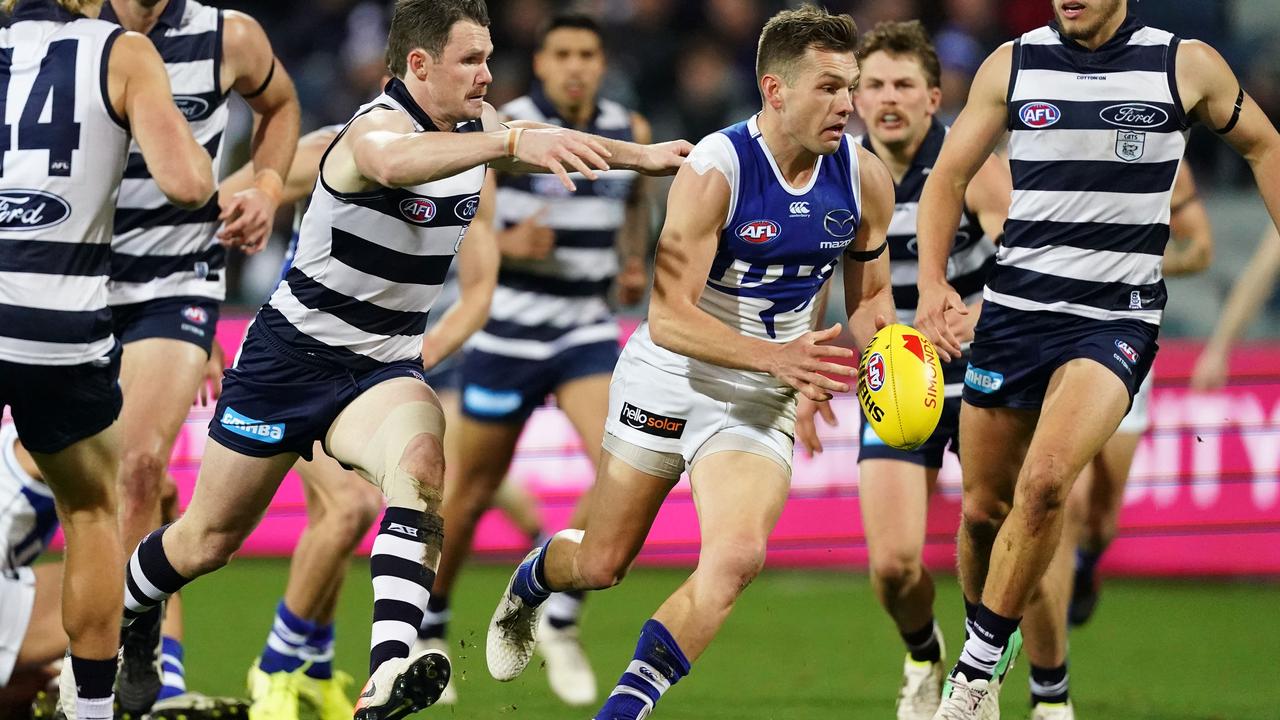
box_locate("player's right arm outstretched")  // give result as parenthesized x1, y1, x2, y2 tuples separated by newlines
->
(914, 44, 1014, 361)
(646, 162, 853, 401)
(1190, 225, 1280, 390)
(107, 33, 215, 209)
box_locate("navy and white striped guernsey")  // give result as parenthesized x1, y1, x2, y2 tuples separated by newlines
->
(102, 0, 228, 306)
(995, 15, 1189, 325)
(259, 78, 484, 369)
(0, 1, 129, 366)
(857, 119, 995, 398)
(467, 87, 637, 361)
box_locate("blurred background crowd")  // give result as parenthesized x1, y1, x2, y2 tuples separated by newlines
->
(215, 0, 1280, 340)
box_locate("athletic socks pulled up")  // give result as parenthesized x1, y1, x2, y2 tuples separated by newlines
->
(418, 594, 450, 641)
(302, 623, 336, 680)
(157, 636, 187, 700)
(369, 506, 441, 675)
(955, 603, 1020, 682)
(901, 618, 942, 663)
(1030, 663, 1070, 705)
(71, 655, 116, 720)
(511, 536, 554, 607)
(259, 600, 317, 675)
(594, 619, 691, 720)
(545, 590, 586, 630)
(123, 525, 189, 626)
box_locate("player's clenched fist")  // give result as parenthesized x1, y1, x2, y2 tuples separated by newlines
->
(513, 127, 612, 191)
(914, 280, 967, 362)
(765, 323, 855, 401)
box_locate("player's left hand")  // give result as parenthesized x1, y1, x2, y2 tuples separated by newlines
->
(197, 342, 225, 407)
(1189, 346, 1228, 391)
(795, 395, 839, 457)
(638, 140, 694, 176)
(217, 187, 278, 255)
(616, 256, 647, 306)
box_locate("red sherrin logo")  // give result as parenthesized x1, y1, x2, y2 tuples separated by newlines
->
(1020, 102, 1061, 128)
(736, 219, 780, 244)
(866, 352, 886, 392)
(399, 198, 436, 223)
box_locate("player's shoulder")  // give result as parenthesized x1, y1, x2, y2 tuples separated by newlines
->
(685, 127, 740, 182)
(854, 144, 894, 213)
(176, 0, 221, 33)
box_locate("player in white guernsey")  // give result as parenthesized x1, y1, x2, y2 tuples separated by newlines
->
(795, 22, 1011, 720)
(430, 14, 658, 706)
(115, 2, 690, 719)
(913, 1, 1280, 718)
(217, 125, 499, 719)
(0, 1, 214, 719)
(486, 8, 897, 720)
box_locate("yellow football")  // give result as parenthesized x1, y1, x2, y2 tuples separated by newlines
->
(857, 324, 945, 451)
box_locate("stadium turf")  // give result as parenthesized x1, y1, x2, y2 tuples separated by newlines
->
(180, 559, 1277, 719)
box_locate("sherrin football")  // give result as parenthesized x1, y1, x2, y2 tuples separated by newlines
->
(857, 324, 944, 451)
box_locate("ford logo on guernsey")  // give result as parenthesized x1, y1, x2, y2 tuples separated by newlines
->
(1020, 102, 1061, 128)
(399, 197, 436, 223)
(1100, 103, 1169, 129)
(173, 96, 210, 120)
(455, 194, 480, 221)
(0, 189, 71, 231)
(736, 219, 780, 244)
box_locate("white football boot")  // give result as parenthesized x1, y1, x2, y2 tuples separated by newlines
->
(353, 648, 450, 720)
(1029, 702, 1075, 720)
(536, 612, 597, 706)
(409, 637, 457, 705)
(898, 631, 946, 720)
(486, 548, 544, 682)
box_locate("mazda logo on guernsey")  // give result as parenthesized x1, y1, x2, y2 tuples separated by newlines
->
(823, 209, 856, 238)
(399, 197, 436, 223)
(1019, 102, 1061, 128)
(736, 219, 780, 244)
(620, 402, 687, 439)
(0, 190, 71, 231)
(455, 194, 480, 221)
(1100, 103, 1169, 129)
(173, 96, 210, 120)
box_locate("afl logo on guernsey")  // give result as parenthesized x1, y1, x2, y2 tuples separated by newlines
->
(865, 353, 886, 392)
(174, 96, 211, 120)
(1020, 102, 1061, 128)
(181, 305, 209, 325)
(399, 198, 437, 223)
(455, 195, 480, 221)
(736, 219, 780, 244)
(0, 190, 71, 231)
(1100, 103, 1168, 129)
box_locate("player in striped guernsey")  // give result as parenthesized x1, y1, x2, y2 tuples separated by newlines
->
(0, 1, 215, 718)
(432, 13, 656, 706)
(486, 7, 897, 719)
(913, 1, 1280, 718)
(796, 21, 1010, 720)
(116, 2, 690, 719)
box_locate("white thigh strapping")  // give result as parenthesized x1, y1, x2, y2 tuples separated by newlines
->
(0, 566, 37, 685)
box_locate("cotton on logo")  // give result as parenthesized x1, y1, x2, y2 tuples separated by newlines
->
(789, 201, 810, 216)
(1020, 102, 1061, 128)
(399, 198, 437, 223)
(736, 219, 780, 244)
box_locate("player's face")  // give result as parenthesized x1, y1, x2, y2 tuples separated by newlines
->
(1053, 0, 1125, 41)
(854, 51, 941, 149)
(781, 48, 858, 155)
(423, 20, 494, 122)
(534, 28, 606, 110)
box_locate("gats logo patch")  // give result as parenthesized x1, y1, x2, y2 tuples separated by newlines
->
(865, 352, 886, 392)
(399, 197, 437, 223)
(1019, 102, 1061, 128)
(736, 219, 780, 244)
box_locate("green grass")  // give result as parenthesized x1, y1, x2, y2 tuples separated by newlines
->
(179, 560, 1278, 719)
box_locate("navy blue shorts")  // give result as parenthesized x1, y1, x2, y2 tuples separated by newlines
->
(962, 304, 1158, 410)
(111, 296, 220, 356)
(208, 321, 428, 460)
(0, 343, 122, 454)
(859, 396, 961, 468)
(460, 339, 620, 423)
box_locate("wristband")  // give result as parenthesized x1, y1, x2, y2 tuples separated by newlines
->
(253, 168, 284, 204)
(505, 127, 524, 158)
(845, 241, 887, 262)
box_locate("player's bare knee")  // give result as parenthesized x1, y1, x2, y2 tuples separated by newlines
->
(713, 540, 767, 594)
(575, 547, 629, 590)
(1020, 463, 1071, 526)
(321, 483, 382, 547)
(119, 448, 167, 499)
(187, 529, 245, 574)
(869, 551, 921, 592)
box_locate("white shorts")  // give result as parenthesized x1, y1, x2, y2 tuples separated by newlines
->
(0, 566, 37, 685)
(603, 342, 796, 480)
(1117, 370, 1153, 435)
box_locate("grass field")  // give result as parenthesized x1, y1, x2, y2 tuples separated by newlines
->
(177, 559, 1278, 720)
